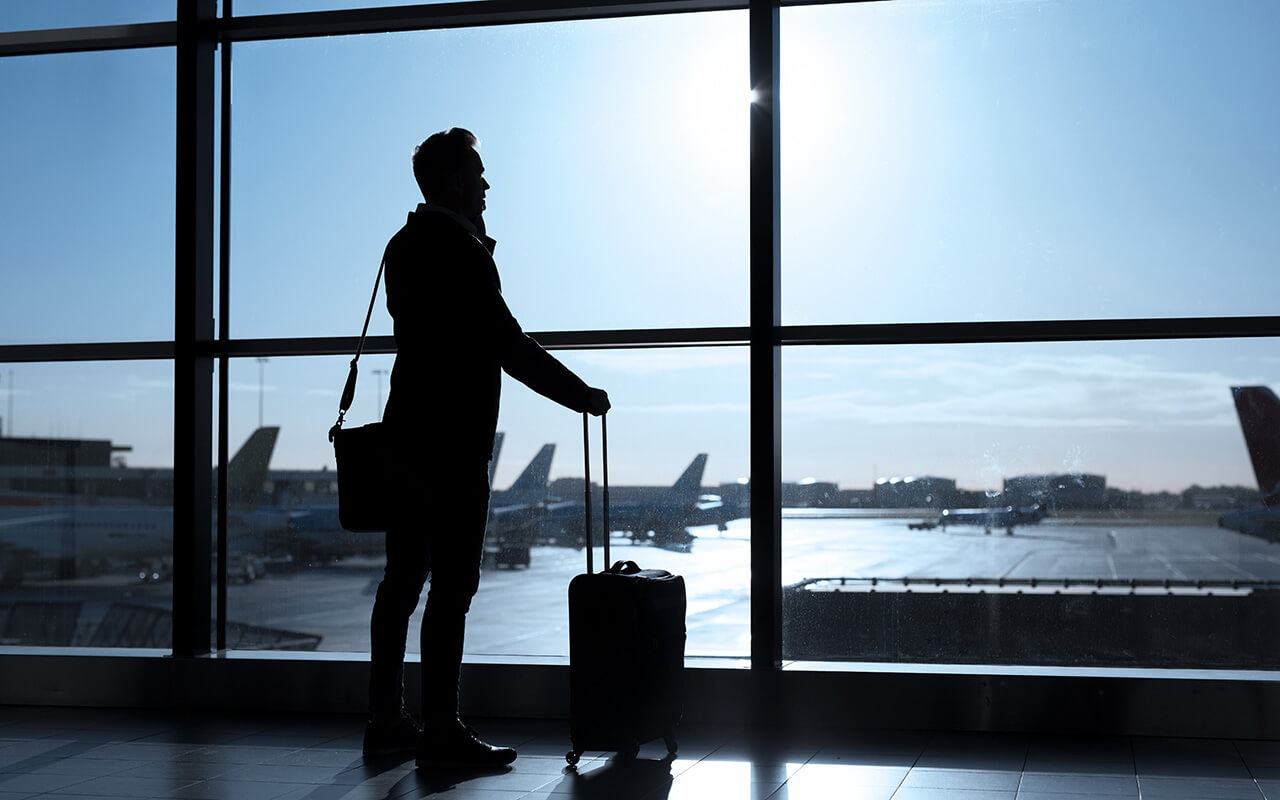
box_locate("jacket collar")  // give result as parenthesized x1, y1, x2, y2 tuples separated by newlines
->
(411, 203, 497, 254)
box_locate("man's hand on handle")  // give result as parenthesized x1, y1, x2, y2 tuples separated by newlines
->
(586, 388, 611, 417)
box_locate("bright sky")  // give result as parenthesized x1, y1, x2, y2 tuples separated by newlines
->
(1, 1, 1278, 494)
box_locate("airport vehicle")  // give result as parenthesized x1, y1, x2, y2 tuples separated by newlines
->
(913, 504, 1046, 536)
(545, 454, 709, 548)
(1218, 386, 1280, 541)
(0, 427, 281, 585)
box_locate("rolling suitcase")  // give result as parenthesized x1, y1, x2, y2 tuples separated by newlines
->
(566, 413, 686, 766)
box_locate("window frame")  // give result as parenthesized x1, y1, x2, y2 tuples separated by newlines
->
(0, 0, 1278, 712)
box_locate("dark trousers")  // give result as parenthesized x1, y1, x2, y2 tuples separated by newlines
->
(368, 460, 491, 723)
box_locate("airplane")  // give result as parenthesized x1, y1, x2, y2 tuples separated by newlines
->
(543, 453, 709, 549)
(1218, 386, 1280, 541)
(911, 504, 1047, 536)
(0, 427, 281, 586)
(484, 443, 556, 569)
(688, 487, 749, 532)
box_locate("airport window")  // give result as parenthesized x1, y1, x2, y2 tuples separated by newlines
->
(780, 1, 1280, 326)
(0, 48, 176, 345)
(0, 360, 175, 648)
(0, 2, 173, 32)
(228, 11, 748, 339)
(781, 339, 1280, 668)
(0, 0, 1277, 685)
(222, 349, 750, 658)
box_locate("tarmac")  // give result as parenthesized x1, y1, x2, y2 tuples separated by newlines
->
(6, 512, 1279, 657)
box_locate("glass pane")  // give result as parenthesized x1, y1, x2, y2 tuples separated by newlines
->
(0, 49, 175, 344)
(782, 1, 1280, 324)
(236, 0, 454, 13)
(0, 1, 172, 31)
(0, 360, 174, 649)
(782, 338, 1280, 668)
(223, 347, 750, 659)
(230, 12, 748, 338)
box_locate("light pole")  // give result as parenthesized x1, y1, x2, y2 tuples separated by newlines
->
(373, 369, 388, 421)
(256, 358, 268, 429)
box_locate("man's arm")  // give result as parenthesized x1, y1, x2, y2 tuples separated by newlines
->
(490, 291, 609, 416)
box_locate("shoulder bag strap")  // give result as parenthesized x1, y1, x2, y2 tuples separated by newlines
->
(328, 243, 390, 443)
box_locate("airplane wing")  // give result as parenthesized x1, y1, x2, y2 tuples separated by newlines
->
(0, 512, 70, 529)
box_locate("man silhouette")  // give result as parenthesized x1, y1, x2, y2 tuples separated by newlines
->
(364, 128, 609, 768)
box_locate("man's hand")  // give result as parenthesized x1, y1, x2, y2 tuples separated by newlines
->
(585, 388, 611, 417)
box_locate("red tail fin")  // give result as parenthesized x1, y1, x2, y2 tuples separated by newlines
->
(1232, 387, 1280, 507)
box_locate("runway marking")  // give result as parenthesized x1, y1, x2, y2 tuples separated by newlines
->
(1155, 555, 1189, 580)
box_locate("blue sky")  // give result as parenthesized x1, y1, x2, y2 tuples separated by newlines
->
(1, 1, 1278, 493)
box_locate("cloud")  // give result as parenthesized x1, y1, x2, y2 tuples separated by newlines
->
(784, 351, 1253, 430)
(627, 401, 749, 415)
(229, 382, 279, 393)
(569, 348, 748, 375)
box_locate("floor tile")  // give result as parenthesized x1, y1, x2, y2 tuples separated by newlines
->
(900, 768, 1021, 791)
(54, 773, 206, 797)
(1016, 772, 1138, 795)
(890, 788, 1016, 800)
(786, 762, 908, 789)
(1015, 793, 1130, 800)
(174, 778, 307, 799)
(0, 771, 95, 794)
(1137, 776, 1263, 799)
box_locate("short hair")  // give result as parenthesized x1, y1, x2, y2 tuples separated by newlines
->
(412, 127, 479, 200)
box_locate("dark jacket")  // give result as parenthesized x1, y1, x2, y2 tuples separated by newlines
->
(381, 206, 592, 461)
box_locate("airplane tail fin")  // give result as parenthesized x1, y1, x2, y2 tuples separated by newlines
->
(1232, 386, 1280, 508)
(504, 444, 555, 506)
(661, 453, 708, 508)
(488, 431, 505, 487)
(225, 426, 280, 511)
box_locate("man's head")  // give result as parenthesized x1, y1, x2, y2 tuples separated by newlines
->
(412, 127, 488, 221)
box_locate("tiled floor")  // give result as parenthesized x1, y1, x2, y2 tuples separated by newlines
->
(1, 707, 1278, 799)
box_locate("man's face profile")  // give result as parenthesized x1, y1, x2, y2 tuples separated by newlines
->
(453, 148, 489, 222)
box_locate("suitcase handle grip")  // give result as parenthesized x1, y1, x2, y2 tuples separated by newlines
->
(582, 412, 610, 575)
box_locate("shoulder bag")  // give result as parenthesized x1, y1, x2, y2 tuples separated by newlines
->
(327, 249, 392, 533)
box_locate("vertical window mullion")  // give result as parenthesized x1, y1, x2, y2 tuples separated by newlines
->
(173, 0, 217, 658)
(749, 0, 782, 700)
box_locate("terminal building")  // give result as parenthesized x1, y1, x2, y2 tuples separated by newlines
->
(872, 475, 957, 508)
(1003, 473, 1107, 511)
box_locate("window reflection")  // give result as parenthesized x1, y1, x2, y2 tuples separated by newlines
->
(782, 339, 1280, 667)
(782, 0, 1280, 324)
(223, 349, 750, 658)
(0, 361, 174, 648)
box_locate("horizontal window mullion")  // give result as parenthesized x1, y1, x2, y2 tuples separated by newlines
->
(0, 22, 176, 57)
(0, 341, 175, 362)
(781, 316, 1280, 347)
(9, 314, 1276, 363)
(219, 0, 744, 43)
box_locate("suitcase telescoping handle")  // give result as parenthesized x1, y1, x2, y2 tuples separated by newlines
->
(581, 412, 610, 575)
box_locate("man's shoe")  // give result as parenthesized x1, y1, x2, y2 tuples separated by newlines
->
(363, 710, 421, 757)
(415, 724, 517, 769)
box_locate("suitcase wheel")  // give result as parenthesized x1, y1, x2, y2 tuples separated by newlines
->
(664, 734, 678, 755)
(566, 750, 581, 767)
